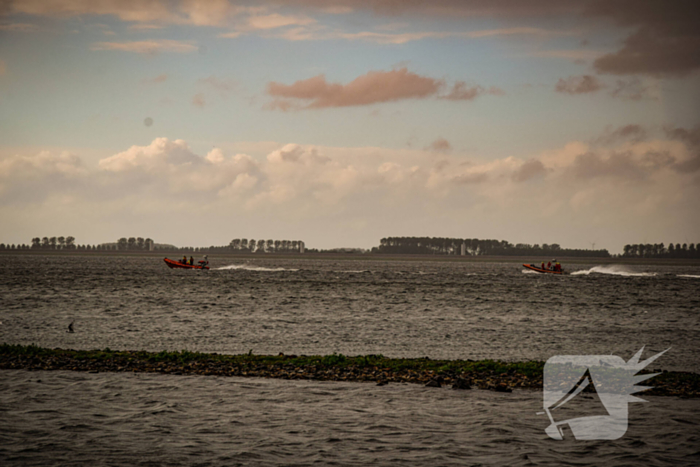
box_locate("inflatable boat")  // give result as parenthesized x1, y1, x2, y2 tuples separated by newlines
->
(523, 263, 566, 275)
(164, 258, 209, 270)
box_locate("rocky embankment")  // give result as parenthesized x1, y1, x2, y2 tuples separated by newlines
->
(1, 344, 698, 397)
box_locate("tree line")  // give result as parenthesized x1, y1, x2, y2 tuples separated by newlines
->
(229, 239, 305, 253)
(372, 237, 611, 257)
(622, 243, 698, 258)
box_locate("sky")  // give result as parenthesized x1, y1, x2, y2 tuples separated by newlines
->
(1, 0, 699, 252)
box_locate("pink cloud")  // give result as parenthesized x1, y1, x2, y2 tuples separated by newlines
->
(266, 68, 442, 109)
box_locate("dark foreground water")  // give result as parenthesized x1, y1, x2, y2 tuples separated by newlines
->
(2, 370, 699, 466)
(1, 255, 700, 465)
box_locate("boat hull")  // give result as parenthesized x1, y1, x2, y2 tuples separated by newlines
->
(164, 258, 209, 270)
(523, 264, 565, 275)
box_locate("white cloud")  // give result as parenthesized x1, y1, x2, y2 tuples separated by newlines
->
(2, 132, 698, 251)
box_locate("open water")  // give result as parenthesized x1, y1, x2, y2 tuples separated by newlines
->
(1, 254, 699, 465)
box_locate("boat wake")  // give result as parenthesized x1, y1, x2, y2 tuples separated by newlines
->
(677, 274, 700, 279)
(215, 264, 298, 272)
(571, 265, 656, 277)
(521, 269, 540, 274)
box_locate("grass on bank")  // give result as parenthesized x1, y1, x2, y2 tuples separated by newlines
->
(0, 343, 545, 377)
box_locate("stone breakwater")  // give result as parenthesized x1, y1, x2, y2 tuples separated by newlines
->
(1, 345, 698, 397)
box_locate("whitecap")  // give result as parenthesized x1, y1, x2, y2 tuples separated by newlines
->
(571, 265, 656, 277)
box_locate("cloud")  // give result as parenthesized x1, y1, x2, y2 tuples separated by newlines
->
(441, 82, 505, 100)
(141, 74, 168, 84)
(128, 24, 164, 30)
(0, 23, 39, 32)
(8, 0, 241, 27)
(611, 77, 657, 100)
(192, 93, 206, 108)
(268, 25, 569, 44)
(426, 138, 452, 153)
(197, 76, 236, 94)
(512, 159, 547, 182)
(0, 150, 87, 203)
(4, 130, 699, 250)
(587, 1, 700, 76)
(91, 40, 198, 54)
(266, 68, 441, 109)
(247, 13, 316, 30)
(596, 124, 647, 145)
(266, 68, 502, 109)
(555, 75, 604, 94)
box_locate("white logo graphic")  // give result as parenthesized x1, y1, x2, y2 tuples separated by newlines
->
(540, 347, 668, 440)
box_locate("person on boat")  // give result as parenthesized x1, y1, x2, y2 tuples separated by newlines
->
(555, 261, 561, 272)
(198, 255, 209, 267)
(547, 261, 551, 270)
(190, 256, 194, 265)
(182, 255, 187, 264)
(541, 262, 545, 270)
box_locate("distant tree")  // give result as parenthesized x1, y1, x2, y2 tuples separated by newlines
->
(668, 243, 675, 257)
(117, 238, 128, 250)
(41, 237, 49, 249)
(266, 239, 274, 252)
(230, 239, 241, 251)
(128, 237, 136, 250)
(0, 244, 4, 250)
(145, 238, 154, 250)
(257, 239, 266, 252)
(137, 237, 145, 250)
(31, 237, 41, 249)
(49, 237, 57, 250)
(241, 239, 248, 250)
(248, 239, 256, 252)
(66, 236, 75, 249)
(57, 236, 66, 249)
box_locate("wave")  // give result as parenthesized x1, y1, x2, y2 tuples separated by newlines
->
(215, 264, 298, 272)
(521, 269, 540, 274)
(571, 265, 656, 277)
(677, 274, 700, 279)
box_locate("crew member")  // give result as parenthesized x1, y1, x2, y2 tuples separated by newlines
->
(190, 256, 194, 265)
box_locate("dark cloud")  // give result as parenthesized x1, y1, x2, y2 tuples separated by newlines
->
(512, 159, 547, 182)
(587, 0, 700, 76)
(555, 75, 604, 94)
(426, 137, 452, 153)
(611, 78, 653, 100)
(666, 125, 700, 172)
(571, 151, 647, 181)
(595, 124, 647, 145)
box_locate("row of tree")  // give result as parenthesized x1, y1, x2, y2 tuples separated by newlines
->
(229, 239, 305, 253)
(622, 243, 698, 258)
(114, 237, 155, 251)
(373, 237, 611, 257)
(29, 237, 77, 249)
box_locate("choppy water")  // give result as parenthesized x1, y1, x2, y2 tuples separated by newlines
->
(1, 254, 700, 465)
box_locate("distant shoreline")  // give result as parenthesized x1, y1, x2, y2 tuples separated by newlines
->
(2, 250, 700, 265)
(1, 345, 697, 397)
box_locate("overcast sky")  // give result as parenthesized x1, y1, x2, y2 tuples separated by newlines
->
(1, 0, 698, 252)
